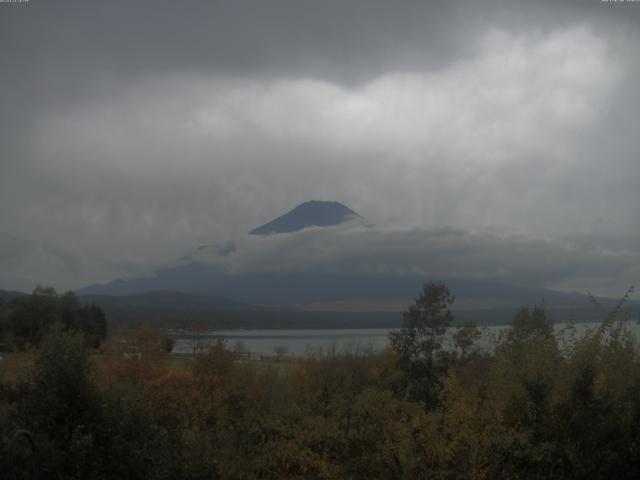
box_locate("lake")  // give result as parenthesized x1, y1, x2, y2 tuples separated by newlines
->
(172, 321, 640, 356)
(173, 328, 391, 356)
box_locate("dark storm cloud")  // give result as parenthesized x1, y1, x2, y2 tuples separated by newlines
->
(1, 1, 473, 82)
(1, 0, 639, 295)
(3, 1, 638, 77)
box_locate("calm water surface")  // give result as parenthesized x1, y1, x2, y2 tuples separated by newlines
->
(172, 321, 640, 356)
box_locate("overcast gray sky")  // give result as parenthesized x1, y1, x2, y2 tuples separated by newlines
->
(1, 0, 639, 295)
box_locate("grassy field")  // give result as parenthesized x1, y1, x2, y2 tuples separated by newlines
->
(0, 351, 36, 384)
(0, 350, 296, 384)
(158, 353, 295, 370)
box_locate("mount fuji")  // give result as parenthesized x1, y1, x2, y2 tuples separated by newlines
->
(249, 200, 364, 235)
(77, 201, 623, 326)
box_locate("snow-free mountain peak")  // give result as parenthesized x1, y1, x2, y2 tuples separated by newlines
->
(249, 200, 363, 236)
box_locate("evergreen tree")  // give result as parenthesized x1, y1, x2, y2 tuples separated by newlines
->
(389, 282, 454, 405)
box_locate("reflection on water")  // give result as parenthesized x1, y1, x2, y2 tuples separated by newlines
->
(172, 321, 640, 356)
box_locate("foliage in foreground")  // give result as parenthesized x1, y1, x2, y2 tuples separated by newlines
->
(0, 284, 639, 479)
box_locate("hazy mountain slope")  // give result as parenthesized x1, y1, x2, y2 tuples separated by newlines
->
(83, 289, 637, 328)
(2, 283, 634, 328)
(77, 265, 633, 324)
(79, 262, 586, 306)
(78, 290, 399, 329)
(0, 289, 27, 302)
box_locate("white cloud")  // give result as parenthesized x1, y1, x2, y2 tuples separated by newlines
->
(189, 224, 638, 297)
(1, 26, 636, 294)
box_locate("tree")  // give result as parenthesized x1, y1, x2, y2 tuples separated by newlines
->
(273, 345, 288, 361)
(7, 288, 107, 350)
(19, 323, 102, 477)
(507, 304, 553, 345)
(453, 320, 481, 360)
(76, 303, 108, 349)
(25, 323, 98, 434)
(389, 282, 455, 405)
(8, 285, 59, 349)
(162, 336, 176, 353)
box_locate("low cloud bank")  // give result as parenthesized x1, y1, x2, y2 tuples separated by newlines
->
(191, 225, 639, 297)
